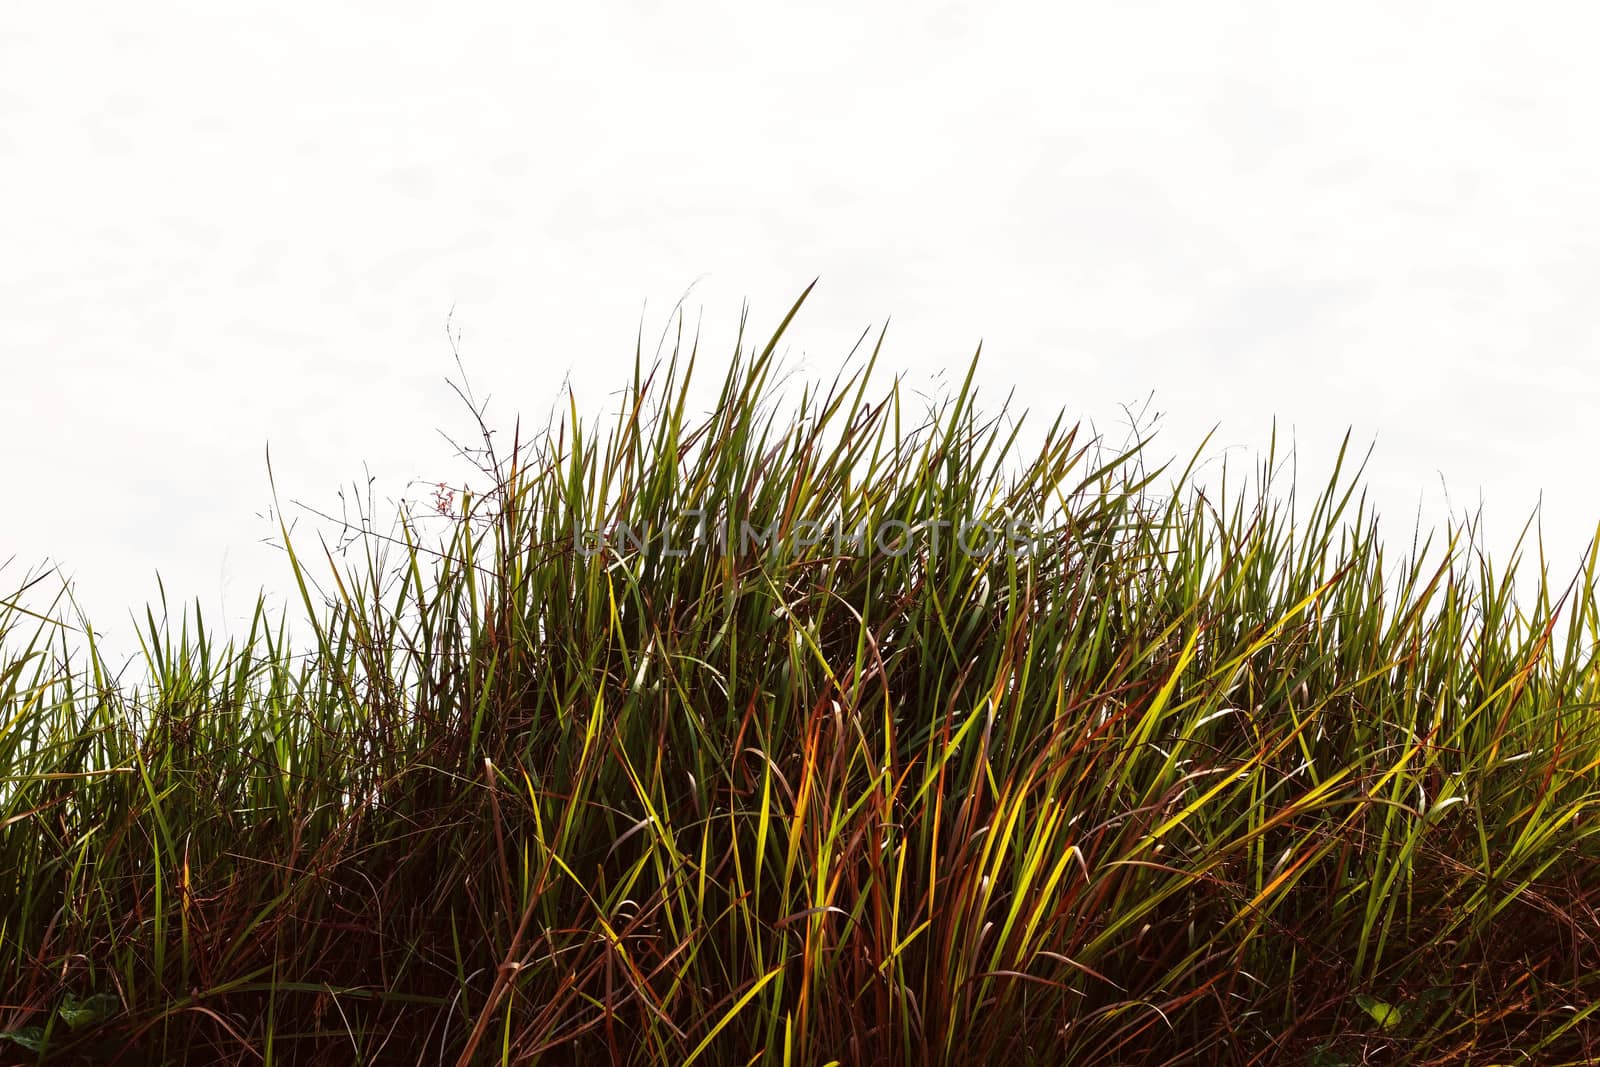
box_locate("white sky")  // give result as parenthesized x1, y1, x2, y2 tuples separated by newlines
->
(4, 3, 1599, 664)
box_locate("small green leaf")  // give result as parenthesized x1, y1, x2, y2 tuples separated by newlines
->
(1355, 993, 1402, 1030)
(59, 991, 120, 1029)
(1, 1026, 46, 1052)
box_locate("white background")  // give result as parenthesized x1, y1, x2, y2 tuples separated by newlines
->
(4, 3, 1598, 664)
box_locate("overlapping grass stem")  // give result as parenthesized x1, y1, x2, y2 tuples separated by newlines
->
(4, 288, 1600, 1064)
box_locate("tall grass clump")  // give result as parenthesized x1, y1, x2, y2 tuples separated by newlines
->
(4, 286, 1600, 1065)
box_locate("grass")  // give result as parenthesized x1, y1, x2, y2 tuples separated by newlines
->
(3, 285, 1600, 1064)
